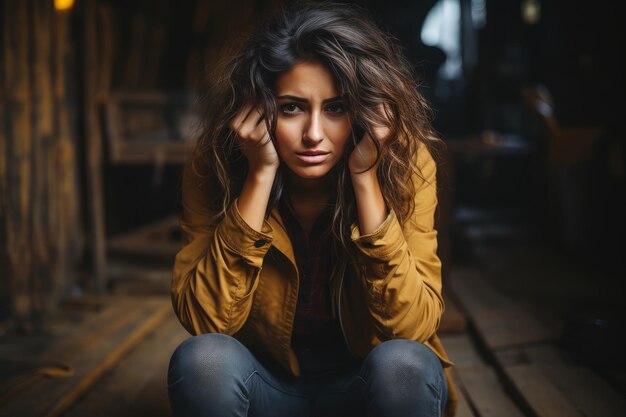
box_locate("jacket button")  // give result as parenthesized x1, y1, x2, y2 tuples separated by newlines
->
(254, 239, 267, 248)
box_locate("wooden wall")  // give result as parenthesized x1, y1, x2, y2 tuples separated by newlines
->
(0, 0, 285, 326)
(0, 0, 83, 327)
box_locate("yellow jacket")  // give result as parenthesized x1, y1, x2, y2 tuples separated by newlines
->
(171, 145, 458, 417)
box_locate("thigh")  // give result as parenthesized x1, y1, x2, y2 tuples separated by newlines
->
(360, 339, 448, 417)
(168, 333, 311, 417)
(312, 340, 448, 417)
(246, 355, 313, 417)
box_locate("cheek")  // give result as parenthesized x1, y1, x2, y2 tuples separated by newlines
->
(274, 119, 300, 154)
(329, 120, 353, 152)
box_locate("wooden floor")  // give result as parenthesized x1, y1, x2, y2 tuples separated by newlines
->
(1, 265, 624, 417)
(444, 266, 626, 417)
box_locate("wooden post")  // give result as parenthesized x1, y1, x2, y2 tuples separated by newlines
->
(1, 0, 88, 324)
(84, 0, 107, 292)
(0, 0, 8, 321)
(2, 0, 34, 323)
(32, 0, 56, 315)
(54, 0, 84, 300)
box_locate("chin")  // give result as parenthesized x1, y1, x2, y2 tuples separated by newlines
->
(285, 165, 334, 180)
(294, 169, 330, 179)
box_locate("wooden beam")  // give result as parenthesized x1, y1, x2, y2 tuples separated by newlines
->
(0, 296, 171, 417)
(54, 314, 188, 417)
(496, 345, 626, 417)
(503, 364, 584, 417)
(441, 333, 525, 417)
(84, 0, 107, 292)
(0, 0, 10, 321)
(2, 0, 34, 321)
(450, 267, 622, 417)
(449, 266, 557, 349)
(32, 0, 56, 315)
(54, 0, 84, 297)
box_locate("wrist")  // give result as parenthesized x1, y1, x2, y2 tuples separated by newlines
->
(248, 164, 278, 183)
(350, 167, 378, 185)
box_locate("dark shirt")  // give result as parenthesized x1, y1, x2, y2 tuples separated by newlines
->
(278, 196, 342, 350)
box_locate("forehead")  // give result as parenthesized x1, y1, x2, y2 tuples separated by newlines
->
(274, 61, 339, 98)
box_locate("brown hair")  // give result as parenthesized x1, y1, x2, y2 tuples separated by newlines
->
(193, 1, 441, 256)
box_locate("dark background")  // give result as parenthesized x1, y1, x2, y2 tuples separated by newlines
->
(1, 0, 625, 394)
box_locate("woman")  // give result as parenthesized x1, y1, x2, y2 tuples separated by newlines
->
(168, 2, 457, 416)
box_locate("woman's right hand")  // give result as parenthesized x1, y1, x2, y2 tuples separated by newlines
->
(229, 103, 280, 175)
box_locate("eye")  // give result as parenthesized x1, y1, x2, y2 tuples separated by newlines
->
(325, 102, 347, 115)
(280, 103, 303, 115)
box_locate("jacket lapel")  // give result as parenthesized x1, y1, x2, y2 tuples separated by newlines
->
(267, 208, 297, 268)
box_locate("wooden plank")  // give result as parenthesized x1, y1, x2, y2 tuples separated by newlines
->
(448, 367, 476, 417)
(43, 301, 172, 417)
(440, 334, 483, 368)
(440, 293, 467, 333)
(449, 266, 556, 349)
(454, 365, 525, 417)
(0, 296, 171, 417)
(441, 335, 478, 416)
(130, 370, 174, 417)
(63, 312, 187, 417)
(499, 345, 626, 417)
(440, 333, 527, 417)
(450, 267, 622, 416)
(0, 296, 145, 400)
(503, 364, 584, 417)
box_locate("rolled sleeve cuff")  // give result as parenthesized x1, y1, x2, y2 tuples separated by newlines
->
(216, 198, 274, 262)
(350, 209, 405, 261)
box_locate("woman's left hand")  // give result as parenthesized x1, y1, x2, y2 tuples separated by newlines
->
(348, 104, 393, 175)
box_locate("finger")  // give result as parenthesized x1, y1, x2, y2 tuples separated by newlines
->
(241, 103, 267, 125)
(238, 106, 265, 138)
(238, 106, 264, 138)
(241, 104, 260, 126)
(229, 103, 254, 131)
(252, 105, 265, 127)
(250, 122, 270, 146)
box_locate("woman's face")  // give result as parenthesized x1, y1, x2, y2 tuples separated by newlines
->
(274, 60, 352, 180)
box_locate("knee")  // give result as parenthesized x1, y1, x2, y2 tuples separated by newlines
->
(168, 333, 249, 386)
(363, 339, 445, 397)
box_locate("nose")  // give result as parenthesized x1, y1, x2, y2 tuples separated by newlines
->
(303, 110, 324, 144)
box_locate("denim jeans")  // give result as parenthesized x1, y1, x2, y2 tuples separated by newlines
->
(167, 333, 447, 417)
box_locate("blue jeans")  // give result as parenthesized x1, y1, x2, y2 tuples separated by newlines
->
(167, 333, 447, 417)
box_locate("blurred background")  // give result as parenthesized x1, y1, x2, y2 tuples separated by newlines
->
(1, 0, 625, 414)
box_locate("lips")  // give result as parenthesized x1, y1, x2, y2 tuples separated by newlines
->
(295, 151, 330, 164)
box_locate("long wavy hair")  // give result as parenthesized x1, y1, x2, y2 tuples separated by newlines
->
(193, 1, 441, 263)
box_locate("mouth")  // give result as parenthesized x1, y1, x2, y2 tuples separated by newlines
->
(295, 151, 330, 164)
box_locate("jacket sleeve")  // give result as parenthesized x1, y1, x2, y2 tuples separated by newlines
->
(171, 159, 274, 335)
(350, 143, 444, 342)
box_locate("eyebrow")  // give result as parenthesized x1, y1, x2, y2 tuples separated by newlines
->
(276, 95, 343, 104)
